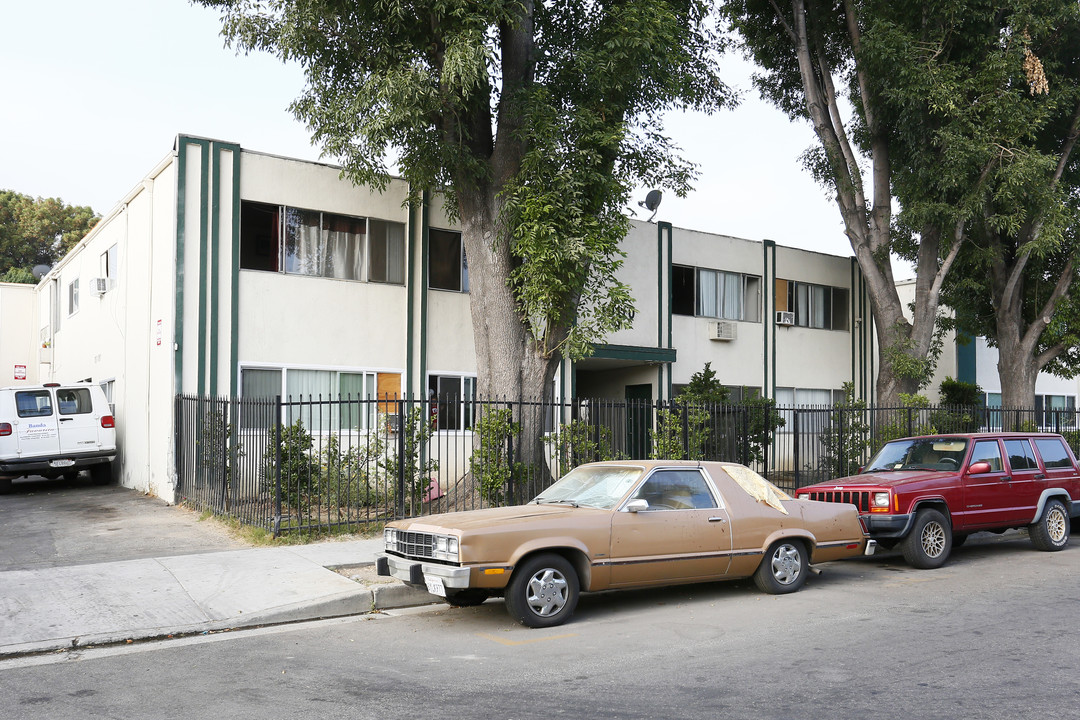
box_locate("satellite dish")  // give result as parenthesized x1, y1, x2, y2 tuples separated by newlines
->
(638, 190, 663, 222)
(32, 264, 51, 280)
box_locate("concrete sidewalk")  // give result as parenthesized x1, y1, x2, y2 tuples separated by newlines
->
(0, 538, 438, 657)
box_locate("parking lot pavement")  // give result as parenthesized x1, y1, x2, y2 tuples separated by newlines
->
(0, 476, 249, 571)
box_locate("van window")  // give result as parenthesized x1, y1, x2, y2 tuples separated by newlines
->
(1004, 439, 1038, 470)
(56, 388, 93, 415)
(15, 390, 53, 418)
(1034, 438, 1074, 469)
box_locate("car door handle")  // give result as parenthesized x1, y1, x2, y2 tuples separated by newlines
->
(59, 418, 73, 422)
(1035, 474, 1045, 479)
(708, 517, 726, 523)
(1001, 475, 1011, 482)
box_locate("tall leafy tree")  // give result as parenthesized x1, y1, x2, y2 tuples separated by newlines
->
(924, 4, 1080, 411)
(197, 0, 731, 468)
(722, 0, 1010, 404)
(0, 191, 99, 278)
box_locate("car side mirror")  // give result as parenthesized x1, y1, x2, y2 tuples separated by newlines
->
(967, 461, 991, 475)
(624, 499, 649, 513)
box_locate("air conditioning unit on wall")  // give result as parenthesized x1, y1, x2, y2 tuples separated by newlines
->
(91, 278, 108, 295)
(708, 320, 737, 341)
(775, 311, 795, 326)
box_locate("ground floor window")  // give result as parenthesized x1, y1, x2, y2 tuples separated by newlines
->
(428, 374, 476, 431)
(240, 367, 401, 432)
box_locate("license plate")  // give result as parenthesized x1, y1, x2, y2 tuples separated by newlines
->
(425, 577, 446, 597)
(50, 459, 75, 468)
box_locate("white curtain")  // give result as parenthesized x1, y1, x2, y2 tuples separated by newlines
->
(697, 270, 718, 317)
(722, 272, 742, 320)
(284, 208, 323, 276)
(286, 369, 334, 432)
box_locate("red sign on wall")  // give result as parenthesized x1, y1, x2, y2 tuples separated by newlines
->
(14, 365, 26, 380)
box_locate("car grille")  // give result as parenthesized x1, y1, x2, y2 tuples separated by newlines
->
(803, 490, 872, 512)
(388, 531, 436, 559)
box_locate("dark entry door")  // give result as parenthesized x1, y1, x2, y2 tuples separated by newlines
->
(625, 384, 653, 459)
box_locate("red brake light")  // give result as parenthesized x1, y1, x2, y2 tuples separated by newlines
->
(0, 422, 11, 436)
(101, 415, 115, 429)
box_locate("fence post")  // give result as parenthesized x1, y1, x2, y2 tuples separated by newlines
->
(793, 409, 800, 488)
(838, 407, 846, 478)
(273, 395, 282, 537)
(907, 407, 913, 437)
(218, 397, 229, 512)
(505, 401, 515, 503)
(740, 405, 749, 466)
(397, 398, 407, 518)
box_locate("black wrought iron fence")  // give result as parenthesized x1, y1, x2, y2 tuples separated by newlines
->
(175, 394, 1080, 535)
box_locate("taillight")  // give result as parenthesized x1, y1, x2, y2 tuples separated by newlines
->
(101, 415, 115, 429)
(0, 422, 11, 436)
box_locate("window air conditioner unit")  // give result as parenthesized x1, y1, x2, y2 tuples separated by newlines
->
(776, 311, 795, 326)
(91, 278, 108, 295)
(708, 320, 737, 341)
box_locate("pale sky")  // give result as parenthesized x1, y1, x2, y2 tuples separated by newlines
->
(0, 0, 853, 260)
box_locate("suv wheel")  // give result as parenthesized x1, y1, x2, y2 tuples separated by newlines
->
(901, 508, 952, 569)
(1029, 499, 1070, 552)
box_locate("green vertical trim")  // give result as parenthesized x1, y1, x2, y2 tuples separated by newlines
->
(174, 136, 210, 395)
(665, 223, 673, 400)
(193, 140, 210, 395)
(174, 139, 187, 395)
(419, 191, 430, 403)
(406, 188, 419, 400)
(957, 334, 976, 384)
(209, 145, 222, 397)
(213, 141, 243, 399)
(657, 221, 673, 400)
(850, 258, 857, 395)
(766, 240, 777, 399)
(763, 240, 771, 397)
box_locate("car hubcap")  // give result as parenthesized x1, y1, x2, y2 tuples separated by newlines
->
(526, 568, 569, 617)
(771, 544, 801, 585)
(1048, 508, 1067, 543)
(922, 521, 946, 558)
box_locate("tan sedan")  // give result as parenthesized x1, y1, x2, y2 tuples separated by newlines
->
(377, 460, 874, 627)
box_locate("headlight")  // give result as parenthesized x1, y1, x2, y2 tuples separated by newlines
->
(433, 533, 460, 562)
(384, 528, 397, 548)
(872, 492, 890, 508)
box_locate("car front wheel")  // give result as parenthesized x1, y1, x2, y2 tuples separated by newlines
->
(901, 508, 952, 569)
(754, 540, 808, 594)
(504, 553, 579, 628)
(1029, 499, 1070, 552)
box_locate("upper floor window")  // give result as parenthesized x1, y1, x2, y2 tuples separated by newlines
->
(429, 228, 468, 292)
(240, 200, 404, 284)
(100, 245, 118, 291)
(775, 279, 849, 330)
(67, 279, 79, 316)
(672, 265, 761, 321)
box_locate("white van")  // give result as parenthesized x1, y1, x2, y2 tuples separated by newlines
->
(0, 383, 116, 493)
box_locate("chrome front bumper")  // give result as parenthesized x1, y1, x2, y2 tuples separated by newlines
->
(376, 553, 472, 589)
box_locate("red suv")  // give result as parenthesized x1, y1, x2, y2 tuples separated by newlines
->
(795, 433, 1080, 568)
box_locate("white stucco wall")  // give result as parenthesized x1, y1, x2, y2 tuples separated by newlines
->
(0, 282, 36, 386)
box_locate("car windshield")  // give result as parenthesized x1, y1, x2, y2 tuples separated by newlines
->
(864, 437, 969, 472)
(533, 465, 644, 509)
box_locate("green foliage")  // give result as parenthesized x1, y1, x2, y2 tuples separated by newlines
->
(938, 377, 983, 407)
(469, 407, 525, 505)
(261, 420, 319, 510)
(547, 419, 623, 474)
(742, 394, 785, 466)
(1, 267, 35, 284)
(815, 383, 871, 481)
(0, 190, 99, 274)
(677, 362, 730, 405)
(382, 407, 439, 511)
(321, 434, 388, 508)
(651, 406, 711, 461)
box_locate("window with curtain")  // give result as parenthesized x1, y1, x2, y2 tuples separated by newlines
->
(240, 368, 283, 429)
(430, 229, 468, 291)
(777, 280, 849, 330)
(368, 219, 405, 284)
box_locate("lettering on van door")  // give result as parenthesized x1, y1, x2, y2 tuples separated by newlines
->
(20, 422, 57, 441)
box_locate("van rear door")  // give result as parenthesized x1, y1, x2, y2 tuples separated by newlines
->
(55, 387, 107, 455)
(13, 388, 61, 459)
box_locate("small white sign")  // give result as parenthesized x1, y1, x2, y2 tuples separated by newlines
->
(14, 365, 26, 380)
(156, 319, 163, 346)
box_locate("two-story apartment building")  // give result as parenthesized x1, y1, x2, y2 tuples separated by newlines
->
(6, 134, 882, 500)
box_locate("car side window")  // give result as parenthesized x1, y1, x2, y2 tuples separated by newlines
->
(634, 470, 717, 510)
(56, 388, 93, 415)
(15, 390, 53, 418)
(970, 440, 1003, 472)
(1003, 439, 1038, 471)
(1034, 438, 1074, 469)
